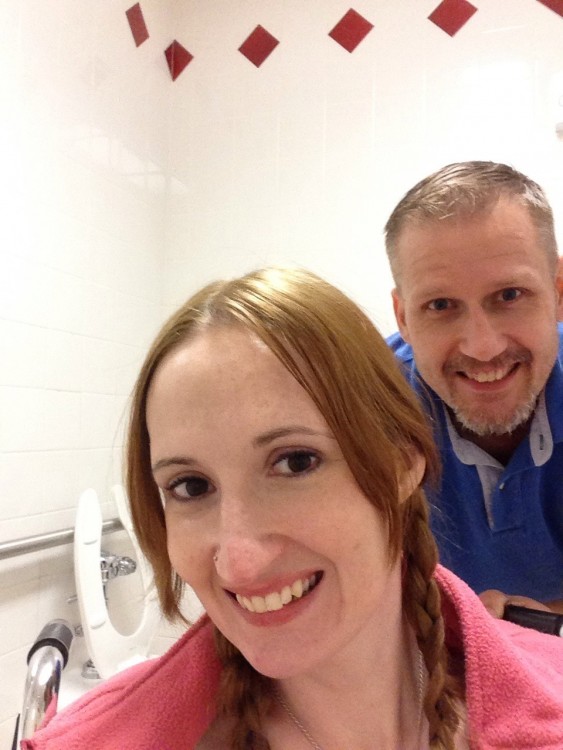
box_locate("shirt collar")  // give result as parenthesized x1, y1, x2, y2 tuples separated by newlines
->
(444, 389, 553, 468)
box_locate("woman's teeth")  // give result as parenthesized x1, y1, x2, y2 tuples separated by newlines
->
(235, 574, 319, 613)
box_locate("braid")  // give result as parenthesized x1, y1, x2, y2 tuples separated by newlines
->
(401, 489, 462, 750)
(214, 629, 273, 750)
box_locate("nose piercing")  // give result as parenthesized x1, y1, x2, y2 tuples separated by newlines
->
(213, 552, 219, 563)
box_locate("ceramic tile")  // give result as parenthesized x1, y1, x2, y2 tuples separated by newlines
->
(328, 8, 374, 53)
(428, 0, 478, 36)
(537, 0, 563, 18)
(0, 387, 82, 453)
(238, 25, 279, 67)
(126, 4, 150, 47)
(164, 40, 194, 80)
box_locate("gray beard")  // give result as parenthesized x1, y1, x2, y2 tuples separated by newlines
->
(450, 393, 539, 437)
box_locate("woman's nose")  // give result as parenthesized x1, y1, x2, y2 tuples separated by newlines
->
(213, 500, 284, 586)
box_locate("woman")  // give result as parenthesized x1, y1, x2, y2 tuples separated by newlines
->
(24, 267, 563, 750)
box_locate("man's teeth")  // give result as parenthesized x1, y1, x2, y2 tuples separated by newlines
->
(236, 574, 318, 613)
(467, 366, 512, 383)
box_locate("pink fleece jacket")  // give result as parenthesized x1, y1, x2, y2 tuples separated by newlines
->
(23, 566, 563, 749)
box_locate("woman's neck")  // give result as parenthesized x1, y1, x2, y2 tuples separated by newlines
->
(268, 618, 426, 750)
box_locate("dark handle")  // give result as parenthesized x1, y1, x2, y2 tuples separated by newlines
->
(11, 714, 20, 750)
(503, 604, 563, 636)
(27, 618, 74, 667)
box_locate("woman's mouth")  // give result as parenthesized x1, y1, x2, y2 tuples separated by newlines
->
(233, 572, 322, 613)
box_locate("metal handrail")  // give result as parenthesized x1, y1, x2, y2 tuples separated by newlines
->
(0, 519, 124, 561)
(14, 619, 74, 746)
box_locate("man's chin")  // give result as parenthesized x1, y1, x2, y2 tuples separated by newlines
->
(450, 401, 537, 438)
(454, 417, 519, 437)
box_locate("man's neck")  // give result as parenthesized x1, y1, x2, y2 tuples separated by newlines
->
(449, 412, 532, 465)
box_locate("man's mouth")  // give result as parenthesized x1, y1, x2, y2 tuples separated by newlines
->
(458, 361, 520, 383)
(233, 572, 322, 613)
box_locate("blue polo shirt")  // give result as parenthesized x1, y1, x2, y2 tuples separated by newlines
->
(388, 323, 563, 602)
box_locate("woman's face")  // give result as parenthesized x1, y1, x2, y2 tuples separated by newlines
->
(147, 326, 411, 679)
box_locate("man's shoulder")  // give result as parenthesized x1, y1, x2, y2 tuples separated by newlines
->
(386, 331, 414, 364)
(544, 322, 563, 432)
(557, 320, 563, 364)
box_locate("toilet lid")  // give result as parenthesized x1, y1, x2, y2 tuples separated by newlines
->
(74, 487, 161, 679)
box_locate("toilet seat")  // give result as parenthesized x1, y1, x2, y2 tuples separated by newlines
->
(74, 486, 160, 679)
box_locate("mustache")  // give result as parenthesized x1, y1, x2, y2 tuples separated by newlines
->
(445, 349, 532, 375)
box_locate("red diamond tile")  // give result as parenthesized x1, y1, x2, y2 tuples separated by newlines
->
(428, 0, 478, 36)
(164, 40, 193, 81)
(537, 0, 563, 17)
(238, 25, 279, 67)
(126, 3, 149, 47)
(328, 8, 374, 53)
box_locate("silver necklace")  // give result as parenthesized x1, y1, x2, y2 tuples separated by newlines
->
(276, 691, 324, 750)
(276, 649, 426, 750)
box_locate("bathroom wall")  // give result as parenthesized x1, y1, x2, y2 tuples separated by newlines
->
(2, 0, 563, 743)
(162, 0, 563, 327)
(0, 0, 177, 742)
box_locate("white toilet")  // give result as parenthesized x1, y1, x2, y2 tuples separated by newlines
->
(74, 486, 161, 679)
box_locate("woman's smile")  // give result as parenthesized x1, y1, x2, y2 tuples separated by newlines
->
(232, 571, 322, 613)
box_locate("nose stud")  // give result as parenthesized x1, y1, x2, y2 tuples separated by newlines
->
(213, 552, 219, 563)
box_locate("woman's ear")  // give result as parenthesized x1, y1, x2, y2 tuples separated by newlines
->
(397, 450, 426, 504)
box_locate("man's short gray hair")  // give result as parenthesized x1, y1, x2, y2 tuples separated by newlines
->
(384, 161, 558, 286)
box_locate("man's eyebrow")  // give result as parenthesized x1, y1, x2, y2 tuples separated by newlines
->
(414, 274, 539, 301)
(252, 426, 335, 447)
(488, 274, 537, 287)
(413, 287, 449, 300)
(152, 456, 197, 473)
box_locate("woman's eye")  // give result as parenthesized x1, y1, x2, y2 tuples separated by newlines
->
(168, 475, 212, 500)
(272, 450, 320, 477)
(498, 288, 521, 302)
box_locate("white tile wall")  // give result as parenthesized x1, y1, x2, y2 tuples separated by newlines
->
(2, 0, 563, 744)
(0, 0, 175, 744)
(163, 0, 563, 329)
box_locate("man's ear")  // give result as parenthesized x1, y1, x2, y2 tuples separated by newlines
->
(392, 288, 410, 343)
(397, 451, 426, 504)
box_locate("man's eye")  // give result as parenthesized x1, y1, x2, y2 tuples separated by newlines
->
(168, 475, 212, 499)
(272, 450, 320, 477)
(498, 288, 521, 302)
(427, 298, 451, 312)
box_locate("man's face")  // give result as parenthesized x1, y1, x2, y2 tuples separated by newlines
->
(392, 198, 563, 436)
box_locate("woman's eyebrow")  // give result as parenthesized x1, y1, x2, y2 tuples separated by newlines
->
(151, 427, 336, 472)
(252, 426, 334, 447)
(152, 456, 196, 473)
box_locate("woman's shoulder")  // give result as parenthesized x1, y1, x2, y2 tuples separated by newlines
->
(436, 567, 563, 745)
(22, 616, 222, 750)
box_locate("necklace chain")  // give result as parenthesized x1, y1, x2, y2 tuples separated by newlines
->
(276, 691, 325, 750)
(276, 649, 426, 750)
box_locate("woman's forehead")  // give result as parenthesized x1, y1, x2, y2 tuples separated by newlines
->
(146, 327, 328, 439)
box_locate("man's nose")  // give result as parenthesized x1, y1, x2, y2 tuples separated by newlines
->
(457, 308, 506, 362)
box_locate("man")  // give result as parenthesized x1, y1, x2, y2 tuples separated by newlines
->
(385, 161, 563, 614)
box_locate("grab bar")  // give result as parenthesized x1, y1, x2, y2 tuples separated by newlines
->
(14, 619, 74, 745)
(0, 519, 123, 561)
